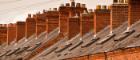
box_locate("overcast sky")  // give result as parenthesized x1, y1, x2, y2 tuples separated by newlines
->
(0, 0, 113, 24)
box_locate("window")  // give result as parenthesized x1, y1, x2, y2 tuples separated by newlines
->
(114, 30, 135, 41)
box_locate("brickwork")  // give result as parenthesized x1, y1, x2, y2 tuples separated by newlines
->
(0, 24, 7, 44)
(16, 21, 25, 42)
(35, 12, 47, 36)
(68, 16, 80, 39)
(0, 0, 140, 60)
(89, 53, 106, 60)
(128, 0, 140, 26)
(7, 23, 16, 44)
(59, 2, 86, 37)
(26, 14, 36, 38)
(80, 11, 94, 36)
(59, 4, 72, 36)
(46, 9, 59, 34)
(94, 6, 110, 34)
(65, 47, 140, 60)
(111, 4, 128, 30)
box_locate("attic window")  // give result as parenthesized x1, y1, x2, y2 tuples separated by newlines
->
(68, 41, 83, 51)
(96, 33, 115, 44)
(55, 43, 72, 53)
(114, 30, 135, 41)
(81, 37, 99, 48)
(134, 33, 140, 38)
(27, 42, 42, 51)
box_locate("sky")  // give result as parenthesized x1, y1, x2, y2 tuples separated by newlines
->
(0, 0, 113, 24)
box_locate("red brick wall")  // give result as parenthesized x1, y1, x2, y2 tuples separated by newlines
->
(107, 48, 140, 60)
(7, 23, 16, 44)
(59, 3, 86, 37)
(0, 24, 7, 44)
(35, 13, 46, 37)
(26, 14, 36, 38)
(128, 0, 140, 26)
(59, 5, 74, 36)
(80, 12, 94, 36)
(68, 17, 80, 39)
(89, 53, 106, 60)
(111, 4, 128, 30)
(46, 10, 59, 33)
(77, 56, 89, 60)
(107, 50, 126, 60)
(94, 9, 110, 34)
(16, 22, 25, 42)
(65, 47, 140, 60)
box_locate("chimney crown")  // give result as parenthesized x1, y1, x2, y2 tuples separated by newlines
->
(81, 4, 86, 8)
(53, 8, 57, 11)
(0, 24, 7, 28)
(88, 9, 93, 13)
(76, 3, 81, 7)
(102, 5, 107, 10)
(66, 3, 70, 7)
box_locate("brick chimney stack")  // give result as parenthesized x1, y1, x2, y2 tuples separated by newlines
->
(16, 21, 25, 42)
(59, 3, 73, 37)
(59, 2, 86, 37)
(128, 0, 140, 27)
(80, 9, 94, 36)
(110, 1, 128, 32)
(76, 3, 87, 16)
(7, 23, 16, 45)
(70, 0, 75, 7)
(0, 24, 7, 45)
(35, 12, 47, 37)
(26, 14, 36, 38)
(46, 8, 59, 34)
(68, 15, 80, 39)
(94, 5, 110, 35)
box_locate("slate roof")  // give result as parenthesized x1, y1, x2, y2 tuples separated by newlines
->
(26, 20, 140, 60)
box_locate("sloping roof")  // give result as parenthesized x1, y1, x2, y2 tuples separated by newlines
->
(28, 20, 140, 60)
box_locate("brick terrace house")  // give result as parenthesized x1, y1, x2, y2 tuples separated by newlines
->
(0, 0, 140, 60)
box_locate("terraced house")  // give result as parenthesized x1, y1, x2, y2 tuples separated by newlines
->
(0, 0, 140, 60)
